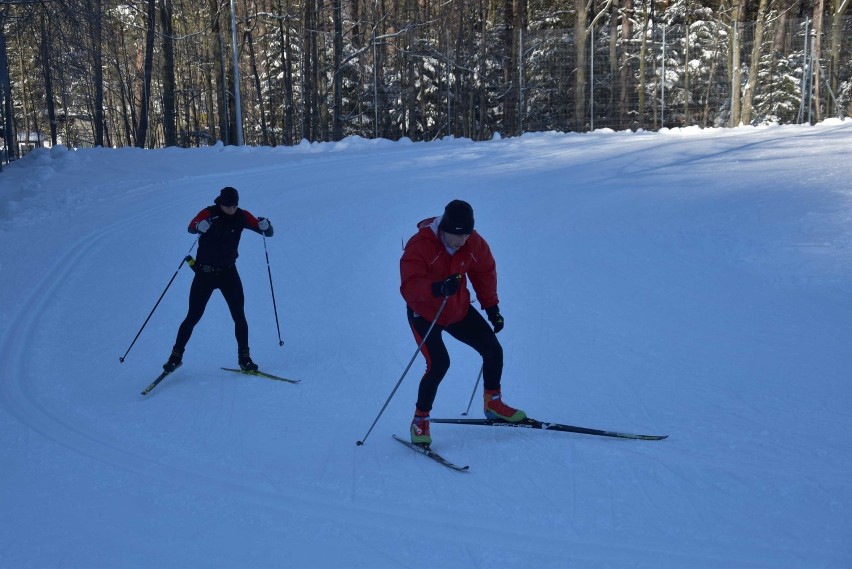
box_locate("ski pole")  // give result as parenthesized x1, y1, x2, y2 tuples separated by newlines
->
(356, 294, 451, 446)
(119, 241, 197, 363)
(461, 365, 483, 415)
(262, 234, 285, 347)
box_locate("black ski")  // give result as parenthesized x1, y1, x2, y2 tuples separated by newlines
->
(392, 435, 470, 472)
(141, 363, 182, 396)
(430, 417, 668, 441)
(221, 367, 300, 384)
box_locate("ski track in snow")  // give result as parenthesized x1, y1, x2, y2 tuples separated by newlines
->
(2, 126, 852, 566)
(0, 176, 689, 566)
(0, 158, 660, 566)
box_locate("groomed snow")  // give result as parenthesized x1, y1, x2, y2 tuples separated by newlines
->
(1, 121, 851, 567)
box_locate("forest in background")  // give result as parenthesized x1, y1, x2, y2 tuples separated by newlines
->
(0, 0, 849, 157)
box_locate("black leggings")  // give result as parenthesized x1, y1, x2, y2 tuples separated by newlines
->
(407, 305, 503, 413)
(173, 268, 249, 353)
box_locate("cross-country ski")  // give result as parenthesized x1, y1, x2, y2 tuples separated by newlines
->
(430, 417, 667, 440)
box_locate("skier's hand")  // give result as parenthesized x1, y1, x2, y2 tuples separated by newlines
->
(257, 217, 270, 231)
(485, 305, 504, 333)
(432, 274, 461, 297)
(184, 256, 199, 273)
(196, 219, 211, 233)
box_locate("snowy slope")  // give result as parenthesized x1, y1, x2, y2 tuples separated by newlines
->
(1, 123, 851, 568)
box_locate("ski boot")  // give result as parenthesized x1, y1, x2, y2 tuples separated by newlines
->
(484, 389, 526, 422)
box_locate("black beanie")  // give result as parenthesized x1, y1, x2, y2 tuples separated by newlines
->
(215, 186, 239, 206)
(439, 200, 474, 235)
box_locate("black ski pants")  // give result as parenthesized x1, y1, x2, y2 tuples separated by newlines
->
(407, 304, 502, 413)
(173, 267, 249, 353)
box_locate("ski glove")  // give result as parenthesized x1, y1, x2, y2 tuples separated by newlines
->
(432, 274, 461, 298)
(257, 217, 270, 231)
(196, 219, 211, 233)
(485, 305, 504, 333)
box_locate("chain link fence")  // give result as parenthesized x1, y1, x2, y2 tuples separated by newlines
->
(339, 16, 851, 143)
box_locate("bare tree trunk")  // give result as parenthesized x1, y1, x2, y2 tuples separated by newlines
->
(450, 0, 467, 138)
(90, 0, 105, 146)
(826, 0, 849, 117)
(403, 20, 415, 139)
(701, 42, 719, 128)
(332, 0, 344, 140)
(371, 0, 391, 138)
(316, 0, 329, 141)
(501, 0, 517, 134)
(638, 1, 648, 129)
(477, 0, 488, 138)
(17, 32, 32, 147)
(729, 0, 745, 126)
(160, 0, 177, 146)
(40, 15, 58, 145)
(279, 0, 295, 144)
(302, 0, 316, 140)
(0, 10, 11, 162)
(741, 0, 768, 124)
(203, 52, 217, 142)
(574, 0, 588, 131)
(811, 0, 825, 122)
(112, 18, 135, 146)
(773, 0, 795, 52)
(619, 0, 632, 128)
(209, 0, 230, 143)
(513, 0, 525, 134)
(245, 29, 269, 145)
(682, 10, 690, 126)
(607, 1, 618, 128)
(135, 0, 156, 147)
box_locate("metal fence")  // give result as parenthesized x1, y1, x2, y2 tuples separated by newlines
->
(1, 15, 850, 157)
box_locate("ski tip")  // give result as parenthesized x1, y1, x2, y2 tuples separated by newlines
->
(621, 433, 668, 440)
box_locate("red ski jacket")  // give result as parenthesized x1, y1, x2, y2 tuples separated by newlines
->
(400, 217, 498, 327)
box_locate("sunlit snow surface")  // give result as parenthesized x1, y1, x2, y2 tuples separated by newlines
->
(1, 121, 851, 567)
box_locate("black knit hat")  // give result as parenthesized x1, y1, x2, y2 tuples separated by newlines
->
(439, 200, 474, 235)
(215, 186, 239, 206)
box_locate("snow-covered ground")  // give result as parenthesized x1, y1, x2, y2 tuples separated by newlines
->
(1, 122, 851, 568)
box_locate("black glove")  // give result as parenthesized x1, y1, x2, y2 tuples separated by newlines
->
(485, 305, 504, 333)
(431, 274, 461, 297)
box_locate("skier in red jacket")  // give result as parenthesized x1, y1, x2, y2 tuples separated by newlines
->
(163, 186, 274, 373)
(400, 199, 525, 446)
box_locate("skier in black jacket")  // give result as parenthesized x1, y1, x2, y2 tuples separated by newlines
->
(163, 186, 274, 373)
